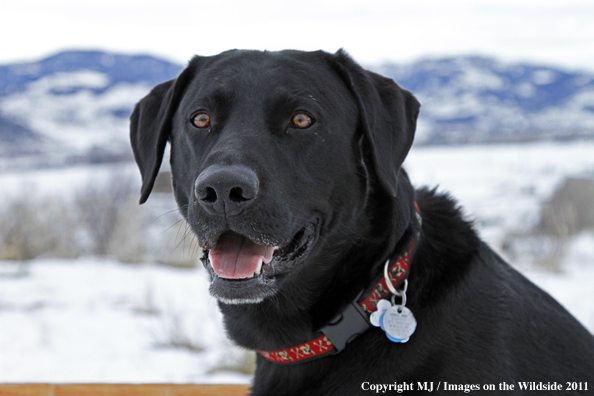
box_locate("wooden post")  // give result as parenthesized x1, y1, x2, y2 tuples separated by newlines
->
(0, 384, 251, 396)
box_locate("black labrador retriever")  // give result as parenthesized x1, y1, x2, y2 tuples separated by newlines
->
(130, 49, 594, 395)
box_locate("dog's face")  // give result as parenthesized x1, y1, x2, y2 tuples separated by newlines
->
(131, 49, 420, 305)
(173, 51, 362, 304)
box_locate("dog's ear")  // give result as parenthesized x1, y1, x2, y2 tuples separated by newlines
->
(130, 63, 195, 204)
(331, 50, 420, 197)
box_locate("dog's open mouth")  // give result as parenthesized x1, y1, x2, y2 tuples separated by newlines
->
(202, 222, 317, 303)
(207, 232, 276, 279)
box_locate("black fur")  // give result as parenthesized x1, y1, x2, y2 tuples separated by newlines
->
(131, 49, 594, 395)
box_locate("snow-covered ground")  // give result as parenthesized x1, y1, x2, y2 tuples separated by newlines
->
(0, 259, 247, 384)
(1, 141, 593, 383)
(406, 141, 594, 252)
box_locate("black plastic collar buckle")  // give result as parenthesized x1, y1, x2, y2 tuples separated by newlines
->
(320, 291, 370, 353)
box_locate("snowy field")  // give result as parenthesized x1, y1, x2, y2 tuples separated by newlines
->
(1, 141, 594, 383)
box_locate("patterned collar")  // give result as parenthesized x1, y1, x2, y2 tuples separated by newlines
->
(258, 203, 422, 364)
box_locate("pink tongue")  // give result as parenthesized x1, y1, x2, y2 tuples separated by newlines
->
(209, 233, 275, 279)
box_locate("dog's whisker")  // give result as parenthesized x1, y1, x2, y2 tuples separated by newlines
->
(148, 206, 187, 225)
(158, 218, 188, 236)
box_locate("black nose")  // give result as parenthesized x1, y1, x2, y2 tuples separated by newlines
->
(194, 165, 260, 216)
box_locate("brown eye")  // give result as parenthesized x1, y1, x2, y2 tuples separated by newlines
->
(291, 113, 314, 129)
(192, 112, 210, 128)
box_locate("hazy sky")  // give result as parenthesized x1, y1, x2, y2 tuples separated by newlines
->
(2, 0, 594, 71)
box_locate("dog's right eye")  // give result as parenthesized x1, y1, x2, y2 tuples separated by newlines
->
(291, 113, 314, 129)
(191, 112, 211, 128)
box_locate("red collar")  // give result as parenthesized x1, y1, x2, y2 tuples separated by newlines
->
(258, 203, 421, 364)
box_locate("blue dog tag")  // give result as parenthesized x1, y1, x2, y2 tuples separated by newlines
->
(370, 299, 392, 327)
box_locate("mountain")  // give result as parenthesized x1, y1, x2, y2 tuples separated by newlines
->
(1, 50, 593, 170)
(0, 51, 182, 170)
(374, 57, 594, 144)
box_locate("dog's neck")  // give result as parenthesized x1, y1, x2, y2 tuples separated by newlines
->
(257, 210, 421, 364)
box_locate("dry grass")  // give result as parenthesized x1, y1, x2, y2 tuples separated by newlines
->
(209, 348, 256, 376)
(151, 311, 204, 352)
(0, 171, 200, 266)
(502, 176, 594, 271)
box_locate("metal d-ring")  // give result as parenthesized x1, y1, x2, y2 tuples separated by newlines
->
(383, 259, 409, 311)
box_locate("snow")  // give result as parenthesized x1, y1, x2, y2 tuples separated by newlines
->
(1, 141, 593, 383)
(0, 162, 140, 201)
(376, 56, 594, 143)
(405, 141, 594, 248)
(29, 71, 111, 91)
(0, 259, 248, 384)
(458, 66, 505, 90)
(532, 69, 556, 86)
(516, 82, 536, 98)
(0, 71, 151, 153)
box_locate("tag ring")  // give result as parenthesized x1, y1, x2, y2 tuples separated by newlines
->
(383, 259, 408, 297)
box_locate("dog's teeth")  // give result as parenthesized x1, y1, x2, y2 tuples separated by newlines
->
(208, 251, 213, 268)
(255, 258, 263, 276)
(273, 246, 280, 251)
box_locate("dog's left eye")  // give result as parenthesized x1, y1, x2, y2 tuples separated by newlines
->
(291, 113, 314, 129)
(191, 112, 211, 128)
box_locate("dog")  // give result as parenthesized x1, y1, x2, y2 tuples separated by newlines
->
(130, 49, 594, 395)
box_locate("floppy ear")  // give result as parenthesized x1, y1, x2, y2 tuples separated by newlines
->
(331, 50, 420, 197)
(130, 64, 195, 204)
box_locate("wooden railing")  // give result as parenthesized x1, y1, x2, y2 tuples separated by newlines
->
(0, 384, 250, 396)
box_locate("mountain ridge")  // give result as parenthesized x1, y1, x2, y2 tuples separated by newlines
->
(0, 50, 593, 170)
(374, 56, 594, 144)
(0, 50, 183, 97)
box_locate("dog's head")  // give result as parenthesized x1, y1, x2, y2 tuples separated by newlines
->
(130, 49, 419, 305)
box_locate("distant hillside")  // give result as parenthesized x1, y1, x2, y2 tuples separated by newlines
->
(375, 57, 594, 144)
(0, 50, 593, 170)
(0, 51, 182, 169)
(0, 50, 182, 96)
